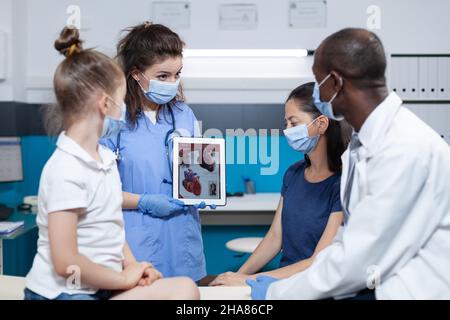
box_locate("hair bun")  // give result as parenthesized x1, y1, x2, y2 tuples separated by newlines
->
(54, 27, 83, 58)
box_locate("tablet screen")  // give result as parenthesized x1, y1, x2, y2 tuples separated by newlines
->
(173, 138, 226, 206)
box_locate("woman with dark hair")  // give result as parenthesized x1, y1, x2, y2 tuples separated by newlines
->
(100, 22, 207, 283)
(211, 82, 352, 286)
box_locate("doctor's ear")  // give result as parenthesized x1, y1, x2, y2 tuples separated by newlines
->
(330, 71, 344, 91)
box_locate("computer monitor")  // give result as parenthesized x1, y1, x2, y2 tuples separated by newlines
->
(0, 137, 24, 183)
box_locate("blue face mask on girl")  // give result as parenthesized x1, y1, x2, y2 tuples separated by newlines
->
(312, 73, 344, 121)
(138, 72, 180, 105)
(283, 117, 321, 154)
(102, 100, 126, 138)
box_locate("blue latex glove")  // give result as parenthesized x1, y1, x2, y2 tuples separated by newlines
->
(192, 201, 217, 210)
(246, 275, 279, 300)
(138, 194, 188, 217)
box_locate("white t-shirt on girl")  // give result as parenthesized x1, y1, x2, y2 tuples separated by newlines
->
(25, 132, 126, 299)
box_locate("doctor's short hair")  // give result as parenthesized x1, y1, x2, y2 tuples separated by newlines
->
(317, 28, 387, 89)
(116, 22, 186, 126)
(44, 27, 124, 135)
(286, 82, 352, 172)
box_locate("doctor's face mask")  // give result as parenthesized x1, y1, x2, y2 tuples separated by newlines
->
(312, 74, 344, 121)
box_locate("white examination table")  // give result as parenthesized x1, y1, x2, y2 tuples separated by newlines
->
(0, 275, 251, 300)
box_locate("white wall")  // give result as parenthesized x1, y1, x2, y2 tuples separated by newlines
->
(0, 0, 13, 100)
(1, 0, 450, 103)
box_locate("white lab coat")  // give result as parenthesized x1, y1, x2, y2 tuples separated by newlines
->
(267, 92, 450, 300)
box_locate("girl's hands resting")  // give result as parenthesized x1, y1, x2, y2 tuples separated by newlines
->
(209, 272, 255, 287)
(138, 265, 163, 286)
(121, 261, 154, 289)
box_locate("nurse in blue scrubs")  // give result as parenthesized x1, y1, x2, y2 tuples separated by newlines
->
(211, 82, 352, 286)
(101, 22, 208, 282)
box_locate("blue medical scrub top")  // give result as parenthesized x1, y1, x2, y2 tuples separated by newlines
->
(101, 102, 206, 281)
(280, 160, 342, 268)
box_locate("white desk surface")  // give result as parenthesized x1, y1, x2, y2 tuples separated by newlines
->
(200, 193, 280, 212)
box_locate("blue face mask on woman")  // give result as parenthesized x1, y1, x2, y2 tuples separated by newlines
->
(138, 72, 180, 105)
(312, 73, 344, 121)
(102, 101, 126, 138)
(283, 117, 321, 154)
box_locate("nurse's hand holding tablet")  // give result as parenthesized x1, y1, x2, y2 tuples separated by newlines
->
(137, 194, 188, 217)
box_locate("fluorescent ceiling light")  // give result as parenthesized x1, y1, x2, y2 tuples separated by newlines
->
(183, 49, 308, 58)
